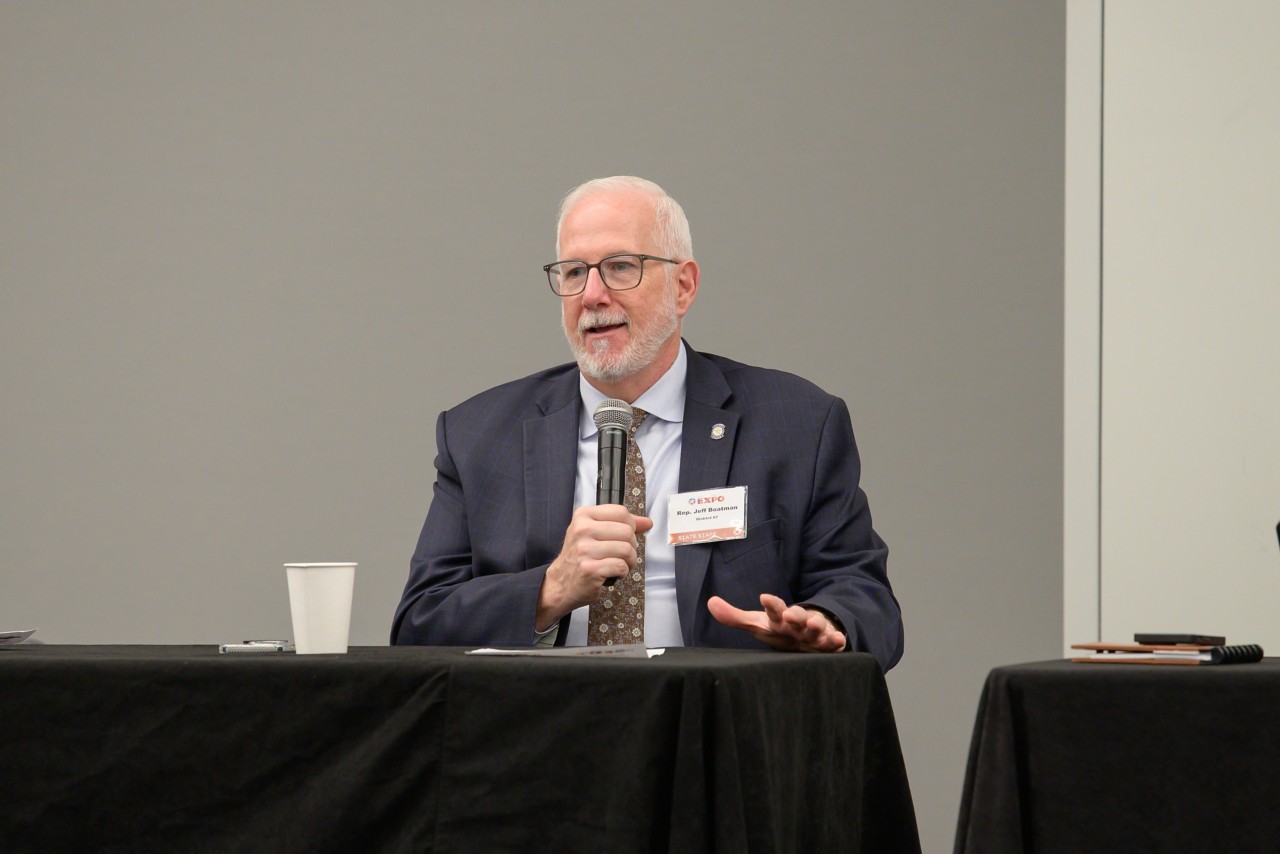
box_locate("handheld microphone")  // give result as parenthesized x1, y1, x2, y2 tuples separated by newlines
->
(594, 399, 633, 587)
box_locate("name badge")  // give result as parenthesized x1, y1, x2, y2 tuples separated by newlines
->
(667, 487, 748, 545)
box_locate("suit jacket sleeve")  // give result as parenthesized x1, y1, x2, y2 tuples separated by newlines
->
(390, 409, 552, 647)
(794, 396, 901, 669)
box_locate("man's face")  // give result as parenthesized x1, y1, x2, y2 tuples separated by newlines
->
(558, 191, 683, 384)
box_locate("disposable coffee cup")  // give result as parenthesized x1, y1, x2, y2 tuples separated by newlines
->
(285, 563, 357, 654)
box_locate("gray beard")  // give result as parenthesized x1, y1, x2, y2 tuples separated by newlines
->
(565, 298, 680, 383)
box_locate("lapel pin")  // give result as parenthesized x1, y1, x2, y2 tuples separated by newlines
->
(710, 423, 726, 440)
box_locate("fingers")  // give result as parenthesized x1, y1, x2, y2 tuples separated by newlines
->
(780, 606, 844, 651)
(705, 595, 735, 623)
(761, 593, 838, 644)
(544, 507, 651, 611)
(759, 593, 789, 624)
(576, 506, 651, 546)
(707, 595, 763, 631)
(707, 594, 846, 653)
(575, 510, 648, 582)
(761, 594, 822, 643)
(798, 610, 846, 651)
(576, 503, 641, 531)
(571, 531, 638, 581)
(571, 506, 644, 548)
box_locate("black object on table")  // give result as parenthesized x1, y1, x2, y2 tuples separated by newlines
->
(955, 658, 1280, 854)
(1, 645, 919, 853)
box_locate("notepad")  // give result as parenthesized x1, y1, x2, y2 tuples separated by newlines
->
(1071, 642, 1264, 665)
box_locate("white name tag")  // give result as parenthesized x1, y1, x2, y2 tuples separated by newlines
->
(667, 486, 748, 545)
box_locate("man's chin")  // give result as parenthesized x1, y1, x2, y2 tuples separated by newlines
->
(576, 353, 630, 383)
(568, 337, 623, 378)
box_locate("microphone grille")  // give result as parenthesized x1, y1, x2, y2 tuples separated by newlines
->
(593, 399, 634, 431)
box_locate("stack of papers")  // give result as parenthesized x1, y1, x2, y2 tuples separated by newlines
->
(1071, 642, 1264, 665)
(467, 644, 663, 659)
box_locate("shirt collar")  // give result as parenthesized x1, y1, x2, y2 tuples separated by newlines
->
(578, 342, 688, 439)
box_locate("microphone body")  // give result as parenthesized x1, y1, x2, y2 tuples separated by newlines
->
(593, 399, 634, 588)
(596, 426, 627, 506)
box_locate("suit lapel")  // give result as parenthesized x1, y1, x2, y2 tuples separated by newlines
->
(524, 372, 580, 568)
(675, 345, 738, 642)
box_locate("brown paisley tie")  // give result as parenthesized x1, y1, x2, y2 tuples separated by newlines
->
(587, 407, 648, 645)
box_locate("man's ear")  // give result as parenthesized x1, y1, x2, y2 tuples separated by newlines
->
(674, 259, 700, 317)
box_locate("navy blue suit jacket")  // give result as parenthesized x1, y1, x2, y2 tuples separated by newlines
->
(391, 342, 903, 670)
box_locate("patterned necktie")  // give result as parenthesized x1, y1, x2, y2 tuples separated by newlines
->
(588, 407, 648, 646)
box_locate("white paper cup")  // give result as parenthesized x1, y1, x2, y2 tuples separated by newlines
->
(285, 563, 357, 654)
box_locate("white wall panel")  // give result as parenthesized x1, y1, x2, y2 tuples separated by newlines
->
(1099, 0, 1280, 644)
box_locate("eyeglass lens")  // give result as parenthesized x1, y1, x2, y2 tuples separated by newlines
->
(549, 255, 646, 294)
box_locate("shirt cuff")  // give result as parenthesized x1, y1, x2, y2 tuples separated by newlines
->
(534, 623, 559, 647)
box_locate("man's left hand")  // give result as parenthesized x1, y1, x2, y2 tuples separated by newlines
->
(707, 593, 847, 653)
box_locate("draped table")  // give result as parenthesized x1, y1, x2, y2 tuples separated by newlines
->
(2, 644, 918, 853)
(955, 658, 1280, 853)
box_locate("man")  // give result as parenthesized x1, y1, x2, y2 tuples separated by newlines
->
(392, 177, 903, 669)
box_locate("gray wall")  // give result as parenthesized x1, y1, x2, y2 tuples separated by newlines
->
(0, 3, 1064, 850)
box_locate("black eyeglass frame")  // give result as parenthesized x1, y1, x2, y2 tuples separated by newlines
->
(543, 253, 679, 296)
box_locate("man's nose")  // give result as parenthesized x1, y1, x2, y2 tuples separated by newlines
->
(581, 266, 611, 306)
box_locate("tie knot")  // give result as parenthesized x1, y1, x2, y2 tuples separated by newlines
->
(629, 406, 648, 434)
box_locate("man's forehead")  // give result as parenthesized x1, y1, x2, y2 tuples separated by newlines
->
(564, 190, 654, 225)
(560, 191, 657, 252)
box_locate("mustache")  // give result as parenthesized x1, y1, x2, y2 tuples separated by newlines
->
(578, 311, 630, 332)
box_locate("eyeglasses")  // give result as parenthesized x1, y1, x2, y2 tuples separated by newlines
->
(543, 253, 678, 296)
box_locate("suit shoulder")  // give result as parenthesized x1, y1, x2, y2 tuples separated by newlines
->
(697, 350, 840, 408)
(445, 361, 578, 421)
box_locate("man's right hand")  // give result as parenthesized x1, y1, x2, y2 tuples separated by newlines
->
(536, 505, 653, 631)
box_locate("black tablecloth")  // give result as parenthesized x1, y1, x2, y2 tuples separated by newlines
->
(1, 645, 918, 853)
(954, 658, 1280, 854)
